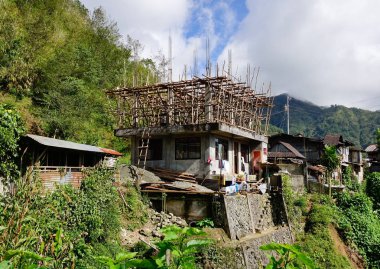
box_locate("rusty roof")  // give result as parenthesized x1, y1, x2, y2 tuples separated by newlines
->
(308, 165, 326, 173)
(323, 134, 343, 146)
(100, 148, 122, 156)
(268, 141, 305, 159)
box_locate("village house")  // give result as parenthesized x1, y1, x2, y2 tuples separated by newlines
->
(268, 133, 323, 164)
(365, 144, 380, 172)
(108, 76, 273, 190)
(267, 133, 364, 187)
(20, 134, 122, 190)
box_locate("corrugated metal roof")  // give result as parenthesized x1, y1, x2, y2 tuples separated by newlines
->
(324, 134, 343, 146)
(268, 141, 305, 159)
(26, 134, 103, 153)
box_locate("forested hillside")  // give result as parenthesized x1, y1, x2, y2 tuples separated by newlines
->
(0, 0, 156, 151)
(271, 94, 380, 147)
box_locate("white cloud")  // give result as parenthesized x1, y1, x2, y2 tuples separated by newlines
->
(219, 0, 380, 109)
(81, 0, 200, 79)
(81, 0, 380, 110)
(80, 0, 242, 80)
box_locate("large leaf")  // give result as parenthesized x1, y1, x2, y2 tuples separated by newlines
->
(115, 252, 137, 263)
(0, 261, 12, 269)
(186, 239, 212, 248)
(126, 259, 157, 269)
(5, 249, 50, 262)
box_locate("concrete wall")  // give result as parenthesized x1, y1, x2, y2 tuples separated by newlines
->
(133, 133, 266, 179)
(139, 135, 208, 177)
(277, 164, 306, 192)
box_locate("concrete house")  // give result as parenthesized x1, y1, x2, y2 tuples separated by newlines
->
(108, 76, 273, 187)
(365, 144, 380, 172)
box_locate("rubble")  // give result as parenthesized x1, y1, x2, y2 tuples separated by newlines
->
(120, 208, 188, 247)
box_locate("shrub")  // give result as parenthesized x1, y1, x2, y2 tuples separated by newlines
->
(0, 168, 123, 268)
(336, 190, 380, 268)
(366, 172, 380, 209)
(0, 104, 25, 181)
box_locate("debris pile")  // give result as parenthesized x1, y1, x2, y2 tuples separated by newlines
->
(120, 209, 188, 247)
(151, 211, 188, 229)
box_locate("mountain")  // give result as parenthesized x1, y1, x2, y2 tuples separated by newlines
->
(270, 94, 380, 147)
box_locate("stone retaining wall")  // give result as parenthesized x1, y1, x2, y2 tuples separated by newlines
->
(240, 226, 293, 268)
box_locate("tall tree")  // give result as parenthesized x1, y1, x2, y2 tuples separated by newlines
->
(0, 104, 25, 181)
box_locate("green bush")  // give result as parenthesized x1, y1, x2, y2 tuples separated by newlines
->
(297, 195, 351, 269)
(0, 168, 123, 268)
(336, 190, 380, 268)
(0, 104, 25, 181)
(366, 172, 380, 209)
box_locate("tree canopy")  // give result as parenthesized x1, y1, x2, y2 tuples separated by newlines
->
(0, 0, 157, 150)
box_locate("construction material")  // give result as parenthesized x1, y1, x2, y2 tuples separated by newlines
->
(107, 76, 273, 136)
(147, 167, 197, 183)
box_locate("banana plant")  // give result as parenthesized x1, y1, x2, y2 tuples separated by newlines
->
(260, 242, 317, 269)
(154, 225, 212, 269)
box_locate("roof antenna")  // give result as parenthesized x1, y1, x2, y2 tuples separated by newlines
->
(168, 31, 172, 82)
(285, 96, 291, 134)
(206, 37, 211, 77)
(193, 49, 198, 77)
(228, 49, 232, 79)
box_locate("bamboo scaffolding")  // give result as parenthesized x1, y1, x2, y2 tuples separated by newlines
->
(107, 76, 273, 135)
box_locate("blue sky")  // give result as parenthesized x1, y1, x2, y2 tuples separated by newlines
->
(81, 0, 380, 110)
(183, 0, 248, 61)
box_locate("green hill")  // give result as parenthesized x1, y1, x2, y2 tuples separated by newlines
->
(0, 0, 155, 152)
(271, 94, 380, 147)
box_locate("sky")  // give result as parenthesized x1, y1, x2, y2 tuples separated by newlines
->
(81, 0, 380, 110)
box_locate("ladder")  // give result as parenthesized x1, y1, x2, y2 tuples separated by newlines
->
(137, 128, 150, 171)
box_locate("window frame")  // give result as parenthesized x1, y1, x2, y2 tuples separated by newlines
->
(175, 137, 201, 160)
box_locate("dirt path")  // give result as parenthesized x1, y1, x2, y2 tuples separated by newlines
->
(328, 224, 364, 269)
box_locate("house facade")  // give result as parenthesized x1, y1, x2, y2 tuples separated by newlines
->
(109, 76, 273, 185)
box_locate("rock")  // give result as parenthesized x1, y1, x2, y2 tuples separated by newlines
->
(139, 228, 152, 237)
(152, 230, 162, 238)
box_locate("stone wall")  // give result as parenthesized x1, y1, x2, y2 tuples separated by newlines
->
(240, 226, 293, 269)
(247, 194, 274, 232)
(224, 195, 254, 240)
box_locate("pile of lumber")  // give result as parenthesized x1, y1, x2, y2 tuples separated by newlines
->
(141, 167, 214, 194)
(147, 167, 196, 183)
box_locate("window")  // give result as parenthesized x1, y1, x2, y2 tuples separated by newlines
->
(215, 138, 228, 160)
(175, 137, 201, 160)
(139, 139, 163, 160)
(241, 144, 249, 163)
